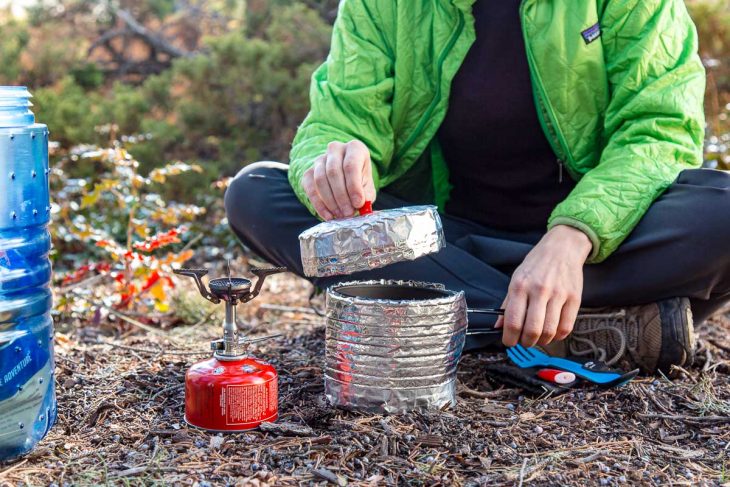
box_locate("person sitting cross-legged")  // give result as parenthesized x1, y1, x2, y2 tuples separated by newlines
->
(225, 0, 730, 374)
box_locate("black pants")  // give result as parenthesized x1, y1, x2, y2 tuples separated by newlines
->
(225, 162, 730, 347)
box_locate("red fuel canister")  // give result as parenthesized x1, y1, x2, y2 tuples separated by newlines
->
(185, 356, 278, 432)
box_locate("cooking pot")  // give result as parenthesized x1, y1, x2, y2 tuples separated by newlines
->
(324, 280, 503, 414)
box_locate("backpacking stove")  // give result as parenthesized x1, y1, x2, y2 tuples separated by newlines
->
(174, 266, 286, 432)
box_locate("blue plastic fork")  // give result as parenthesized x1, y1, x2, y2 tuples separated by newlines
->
(506, 344, 638, 386)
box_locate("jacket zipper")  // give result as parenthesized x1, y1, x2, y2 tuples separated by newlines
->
(393, 10, 465, 162)
(558, 159, 563, 183)
(519, 0, 575, 183)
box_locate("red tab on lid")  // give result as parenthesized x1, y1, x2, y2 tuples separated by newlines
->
(358, 201, 373, 215)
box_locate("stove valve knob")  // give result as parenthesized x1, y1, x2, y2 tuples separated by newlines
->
(210, 339, 225, 352)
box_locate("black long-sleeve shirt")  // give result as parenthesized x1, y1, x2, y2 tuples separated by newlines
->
(438, 0, 576, 232)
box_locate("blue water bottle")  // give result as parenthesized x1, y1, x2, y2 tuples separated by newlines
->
(0, 86, 56, 461)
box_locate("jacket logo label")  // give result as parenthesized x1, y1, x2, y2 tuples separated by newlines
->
(581, 23, 601, 44)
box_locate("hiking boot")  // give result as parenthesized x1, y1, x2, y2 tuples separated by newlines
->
(543, 297, 696, 375)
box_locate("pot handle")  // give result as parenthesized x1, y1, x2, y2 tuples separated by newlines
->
(467, 308, 504, 316)
(465, 308, 504, 336)
(465, 308, 594, 336)
(358, 201, 373, 215)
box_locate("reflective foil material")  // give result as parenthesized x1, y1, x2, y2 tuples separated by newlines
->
(299, 205, 445, 277)
(324, 280, 467, 413)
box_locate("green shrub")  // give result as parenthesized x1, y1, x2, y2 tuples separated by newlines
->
(0, 20, 29, 84)
(30, 2, 331, 192)
(71, 62, 105, 90)
(34, 78, 98, 147)
(163, 3, 330, 173)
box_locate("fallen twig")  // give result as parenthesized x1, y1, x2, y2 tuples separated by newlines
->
(0, 459, 28, 479)
(150, 384, 185, 402)
(457, 381, 504, 399)
(260, 421, 314, 437)
(102, 304, 168, 336)
(311, 467, 347, 486)
(638, 413, 729, 423)
(517, 458, 528, 487)
(95, 340, 207, 356)
(258, 304, 321, 315)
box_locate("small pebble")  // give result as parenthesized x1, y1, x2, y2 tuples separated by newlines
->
(209, 435, 224, 450)
(619, 475, 627, 483)
(506, 403, 515, 411)
(251, 463, 261, 471)
(599, 478, 609, 486)
(533, 425, 543, 434)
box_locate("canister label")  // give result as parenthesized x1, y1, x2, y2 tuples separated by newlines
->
(223, 378, 277, 426)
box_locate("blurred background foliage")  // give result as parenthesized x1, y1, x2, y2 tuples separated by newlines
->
(0, 0, 338, 309)
(687, 0, 730, 169)
(0, 0, 726, 281)
(1, 0, 335, 190)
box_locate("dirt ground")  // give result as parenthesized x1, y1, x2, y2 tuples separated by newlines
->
(0, 270, 728, 486)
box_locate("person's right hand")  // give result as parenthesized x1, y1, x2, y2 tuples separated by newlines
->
(301, 140, 376, 220)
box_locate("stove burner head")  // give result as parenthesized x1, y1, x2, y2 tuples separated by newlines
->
(173, 266, 286, 305)
(208, 277, 252, 299)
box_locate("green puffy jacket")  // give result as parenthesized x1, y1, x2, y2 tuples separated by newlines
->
(288, 0, 705, 263)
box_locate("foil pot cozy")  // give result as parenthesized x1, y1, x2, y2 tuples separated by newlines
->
(299, 205, 445, 277)
(324, 280, 467, 414)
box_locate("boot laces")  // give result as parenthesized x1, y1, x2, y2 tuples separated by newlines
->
(566, 309, 639, 366)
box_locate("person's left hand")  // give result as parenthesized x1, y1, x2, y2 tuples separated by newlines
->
(495, 224, 592, 347)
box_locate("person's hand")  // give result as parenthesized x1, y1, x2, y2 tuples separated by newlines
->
(301, 140, 377, 220)
(495, 225, 592, 347)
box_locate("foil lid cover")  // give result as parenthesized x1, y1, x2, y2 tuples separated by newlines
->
(298, 205, 445, 277)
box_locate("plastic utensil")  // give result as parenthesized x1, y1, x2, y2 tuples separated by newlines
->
(506, 344, 638, 387)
